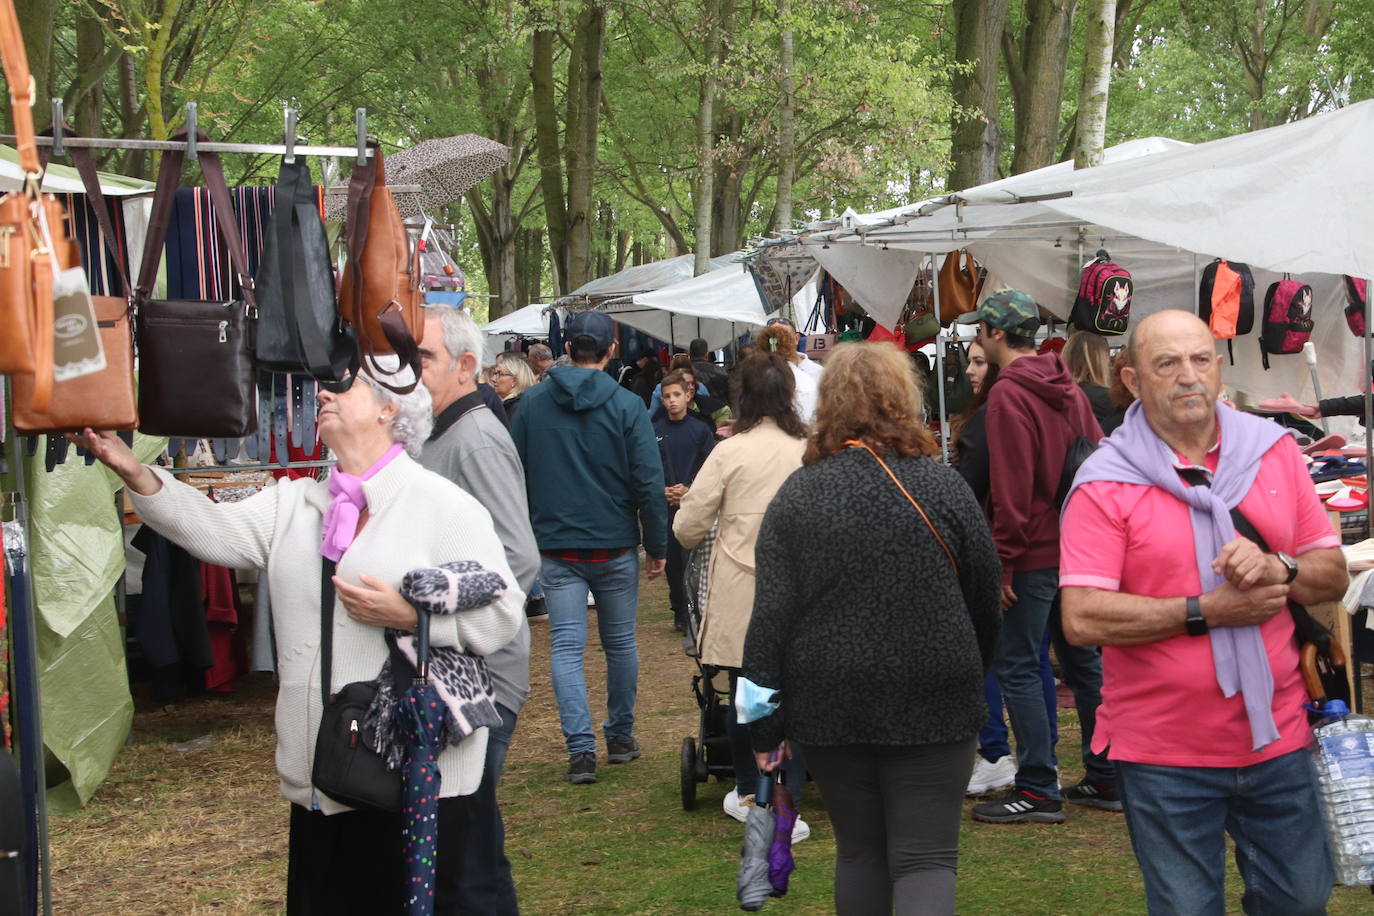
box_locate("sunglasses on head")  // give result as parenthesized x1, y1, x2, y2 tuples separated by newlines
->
(318, 373, 358, 394)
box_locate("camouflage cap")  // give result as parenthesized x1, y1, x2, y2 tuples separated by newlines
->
(955, 288, 1042, 334)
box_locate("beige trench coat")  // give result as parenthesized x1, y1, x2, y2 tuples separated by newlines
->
(673, 419, 806, 668)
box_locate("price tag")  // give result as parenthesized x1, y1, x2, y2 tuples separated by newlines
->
(51, 266, 107, 382)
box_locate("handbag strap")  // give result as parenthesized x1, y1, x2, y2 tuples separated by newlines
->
(846, 439, 958, 572)
(134, 130, 256, 311)
(39, 127, 132, 299)
(320, 557, 338, 701)
(0, 0, 37, 176)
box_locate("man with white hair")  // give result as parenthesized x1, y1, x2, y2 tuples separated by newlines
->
(418, 305, 539, 914)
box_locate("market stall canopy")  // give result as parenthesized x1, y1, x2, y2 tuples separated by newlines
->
(599, 260, 790, 351)
(482, 302, 547, 337)
(799, 101, 1374, 407)
(0, 145, 153, 196)
(556, 251, 743, 307)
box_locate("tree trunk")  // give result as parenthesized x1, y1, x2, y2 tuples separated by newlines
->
(694, 0, 720, 275)
(143, 0, 186, 143)
(531, 28, 569, 295)
(15, 0, 55, 131)
(1073, 0, 1116, 169)
(71, 8, 110, 138)
(564, 3, 605, 291)
(949, 0, 1010, 189)
(1007, 0, 1078, 174)
(614, 229, 631, 273)
(774, 0, 797, 229)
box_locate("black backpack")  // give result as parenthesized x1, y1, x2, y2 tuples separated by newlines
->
(1070, 249, 1133, 336)
(1198, 258, 1255, 362)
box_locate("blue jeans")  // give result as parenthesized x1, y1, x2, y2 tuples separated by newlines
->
(541, 551, 640, 755)
(993, 568, 1060, 799)
(453, 704, 520, 914)
(1116, 750, 1333, 915)
(978, 630, 1058, 764)
(1047, 596, 1114, 784)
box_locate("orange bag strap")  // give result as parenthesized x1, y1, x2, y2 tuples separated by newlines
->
(845, 439, 958, 573)
(0, 0, 37, 175)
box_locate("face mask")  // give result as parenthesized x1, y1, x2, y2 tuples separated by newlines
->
(734, 676, 780, 724)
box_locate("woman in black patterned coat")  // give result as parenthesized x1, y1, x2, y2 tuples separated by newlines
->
(743, 342, 1002, 916)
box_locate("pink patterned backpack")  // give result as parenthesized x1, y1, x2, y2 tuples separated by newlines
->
(1259, 275, 1314, 369)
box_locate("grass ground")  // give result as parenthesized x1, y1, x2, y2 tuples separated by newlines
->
(48, 572, 1374, 914)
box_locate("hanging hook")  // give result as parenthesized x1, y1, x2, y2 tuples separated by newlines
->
(50, 99, 64, 155)
(283, 103, 298, 164)
(185, 102, 198, 157)
(355, 108, 368, 166)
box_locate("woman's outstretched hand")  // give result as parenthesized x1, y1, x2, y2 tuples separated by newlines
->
(65, 429, 162, 495)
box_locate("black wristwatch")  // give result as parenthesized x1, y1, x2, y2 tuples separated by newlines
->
(1275, 552, 1299, 585)
(1185, 595, 1208, 636)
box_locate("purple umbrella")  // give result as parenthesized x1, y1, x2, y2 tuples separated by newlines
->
(768, 775, 796, 896)
(396, 612, 443, 916)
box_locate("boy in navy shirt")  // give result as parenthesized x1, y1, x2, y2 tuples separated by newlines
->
(655, 370, 716, 633)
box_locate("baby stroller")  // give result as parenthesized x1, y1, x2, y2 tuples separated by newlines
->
(679, 529, 736, 810)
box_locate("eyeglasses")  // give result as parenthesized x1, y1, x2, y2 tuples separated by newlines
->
(489, 369, 515, 379)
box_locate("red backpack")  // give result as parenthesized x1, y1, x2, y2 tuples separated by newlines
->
(1070, 249, 1132, 336)
(1345, 276, 1366, 337)
(1259, 275, 1314, 369)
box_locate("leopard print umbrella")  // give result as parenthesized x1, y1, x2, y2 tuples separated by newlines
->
(323, 133, 509, 220)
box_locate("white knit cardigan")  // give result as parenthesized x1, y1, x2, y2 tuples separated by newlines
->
(130, 453, 525, 814)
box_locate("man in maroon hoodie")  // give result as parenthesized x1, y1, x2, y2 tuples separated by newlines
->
(958, 290, 1105, 824)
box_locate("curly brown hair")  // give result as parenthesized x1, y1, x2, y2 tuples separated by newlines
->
(754, 325, 799, 361)
(803, 342, 938, 465)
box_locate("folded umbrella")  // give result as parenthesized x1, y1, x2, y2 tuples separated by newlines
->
(737, 774, 775, 912)
(767, 772, 796, 896)
(396, 610, 443, 916)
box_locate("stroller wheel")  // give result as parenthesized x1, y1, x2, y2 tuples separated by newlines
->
(680, 737, 698, 810)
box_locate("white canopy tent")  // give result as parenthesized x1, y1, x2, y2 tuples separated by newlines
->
(802, 101, 1374, 410)
(599, 260, 798, 351)
(557, 251, 742, 304)
(0, 145, 154, 196)
(482, 302, 547, 337)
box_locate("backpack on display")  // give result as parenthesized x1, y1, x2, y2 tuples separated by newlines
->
(1344, 276, 1366, 337)
(1070, 249, 1132, 336)
(1259, 275, 1314, 369)
(1198, 258, 1254, 360)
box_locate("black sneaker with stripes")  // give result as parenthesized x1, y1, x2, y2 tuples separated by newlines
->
(1062, 779, 1123, 811)
(971, 787, 1066, 824)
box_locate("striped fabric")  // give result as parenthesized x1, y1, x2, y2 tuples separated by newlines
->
(61, 193, 130, 297)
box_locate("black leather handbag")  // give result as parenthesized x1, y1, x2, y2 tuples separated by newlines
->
(311, 558, 404, 812)
(134, 131, 258, 438)
(254, 158, 355, 378)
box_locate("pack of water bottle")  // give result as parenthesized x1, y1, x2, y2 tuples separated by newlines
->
(1311, 701, 1374, 886)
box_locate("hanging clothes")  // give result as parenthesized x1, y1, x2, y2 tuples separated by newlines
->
(61, 192, 131, 297)
(200, 562, 247, 693)
(129, 526, 214, 702)
(165, 186, 276, 300)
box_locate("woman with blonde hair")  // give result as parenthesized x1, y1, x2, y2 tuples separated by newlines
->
(1061, 331, 1125, 434)
(490, 352, 536, 421)
(743, 343, 1001, 916)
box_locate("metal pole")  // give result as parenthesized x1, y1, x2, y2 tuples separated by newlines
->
(931, 254, 951, 464)
(1363, 276, 1372, 545)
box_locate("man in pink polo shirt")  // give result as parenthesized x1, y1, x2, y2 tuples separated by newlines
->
(1060, 310, 1346, 915)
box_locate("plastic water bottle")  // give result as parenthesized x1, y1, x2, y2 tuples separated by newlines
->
(1310, 700, 1374, 886)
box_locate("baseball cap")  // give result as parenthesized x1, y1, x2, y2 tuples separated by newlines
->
(955, 288, 1042, 334)
(565, 310, 616, 350)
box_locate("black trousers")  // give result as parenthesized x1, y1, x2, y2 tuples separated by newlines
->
(665, 507, 688, 624)
(801, 739, 976, 916)
(286, 792, 479, 915)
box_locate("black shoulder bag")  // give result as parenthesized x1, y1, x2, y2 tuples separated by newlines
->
(1178, 467, 1350, 715)
(311, 558, 404, 812)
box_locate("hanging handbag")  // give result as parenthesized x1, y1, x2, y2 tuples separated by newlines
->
(338, 141, 422, 392)
(937, 250, 983, 325)
(939, 339, 974, 415)
(13, 139, 138, 433)
(254, 157, 356, 378)
(311, 558, 405, 812)
(0, 2, 73, 411)
(134, 132, 259, 438)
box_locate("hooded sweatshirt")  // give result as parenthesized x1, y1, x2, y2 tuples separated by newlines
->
(985, 352, 1103, 582)
(511, 365, 669, 558)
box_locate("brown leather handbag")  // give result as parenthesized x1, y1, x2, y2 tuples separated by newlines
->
(13, 142, 138, 433)
(0, 0, 70, 411)
(134, 133, 259, 438)
(937, 249, 983, 324)
(338, 141, 422, 391)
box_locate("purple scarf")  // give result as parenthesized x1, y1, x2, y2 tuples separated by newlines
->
(1066, 400, 1289, 751)
(320, 443, 405, 561)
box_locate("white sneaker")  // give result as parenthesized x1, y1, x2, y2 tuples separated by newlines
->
(966, 755, 1016, 796)
(723, 788, 753, 823)
(791, 816, 811, 844)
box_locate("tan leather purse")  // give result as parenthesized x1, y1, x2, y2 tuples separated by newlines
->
(13, 143, 138, 433)
(338, 141, 422, 391)
(0, 0, 69, 410)
(937, 249, 983, 325)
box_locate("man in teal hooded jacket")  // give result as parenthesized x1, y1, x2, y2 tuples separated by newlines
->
(511, 310, 668, 785)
